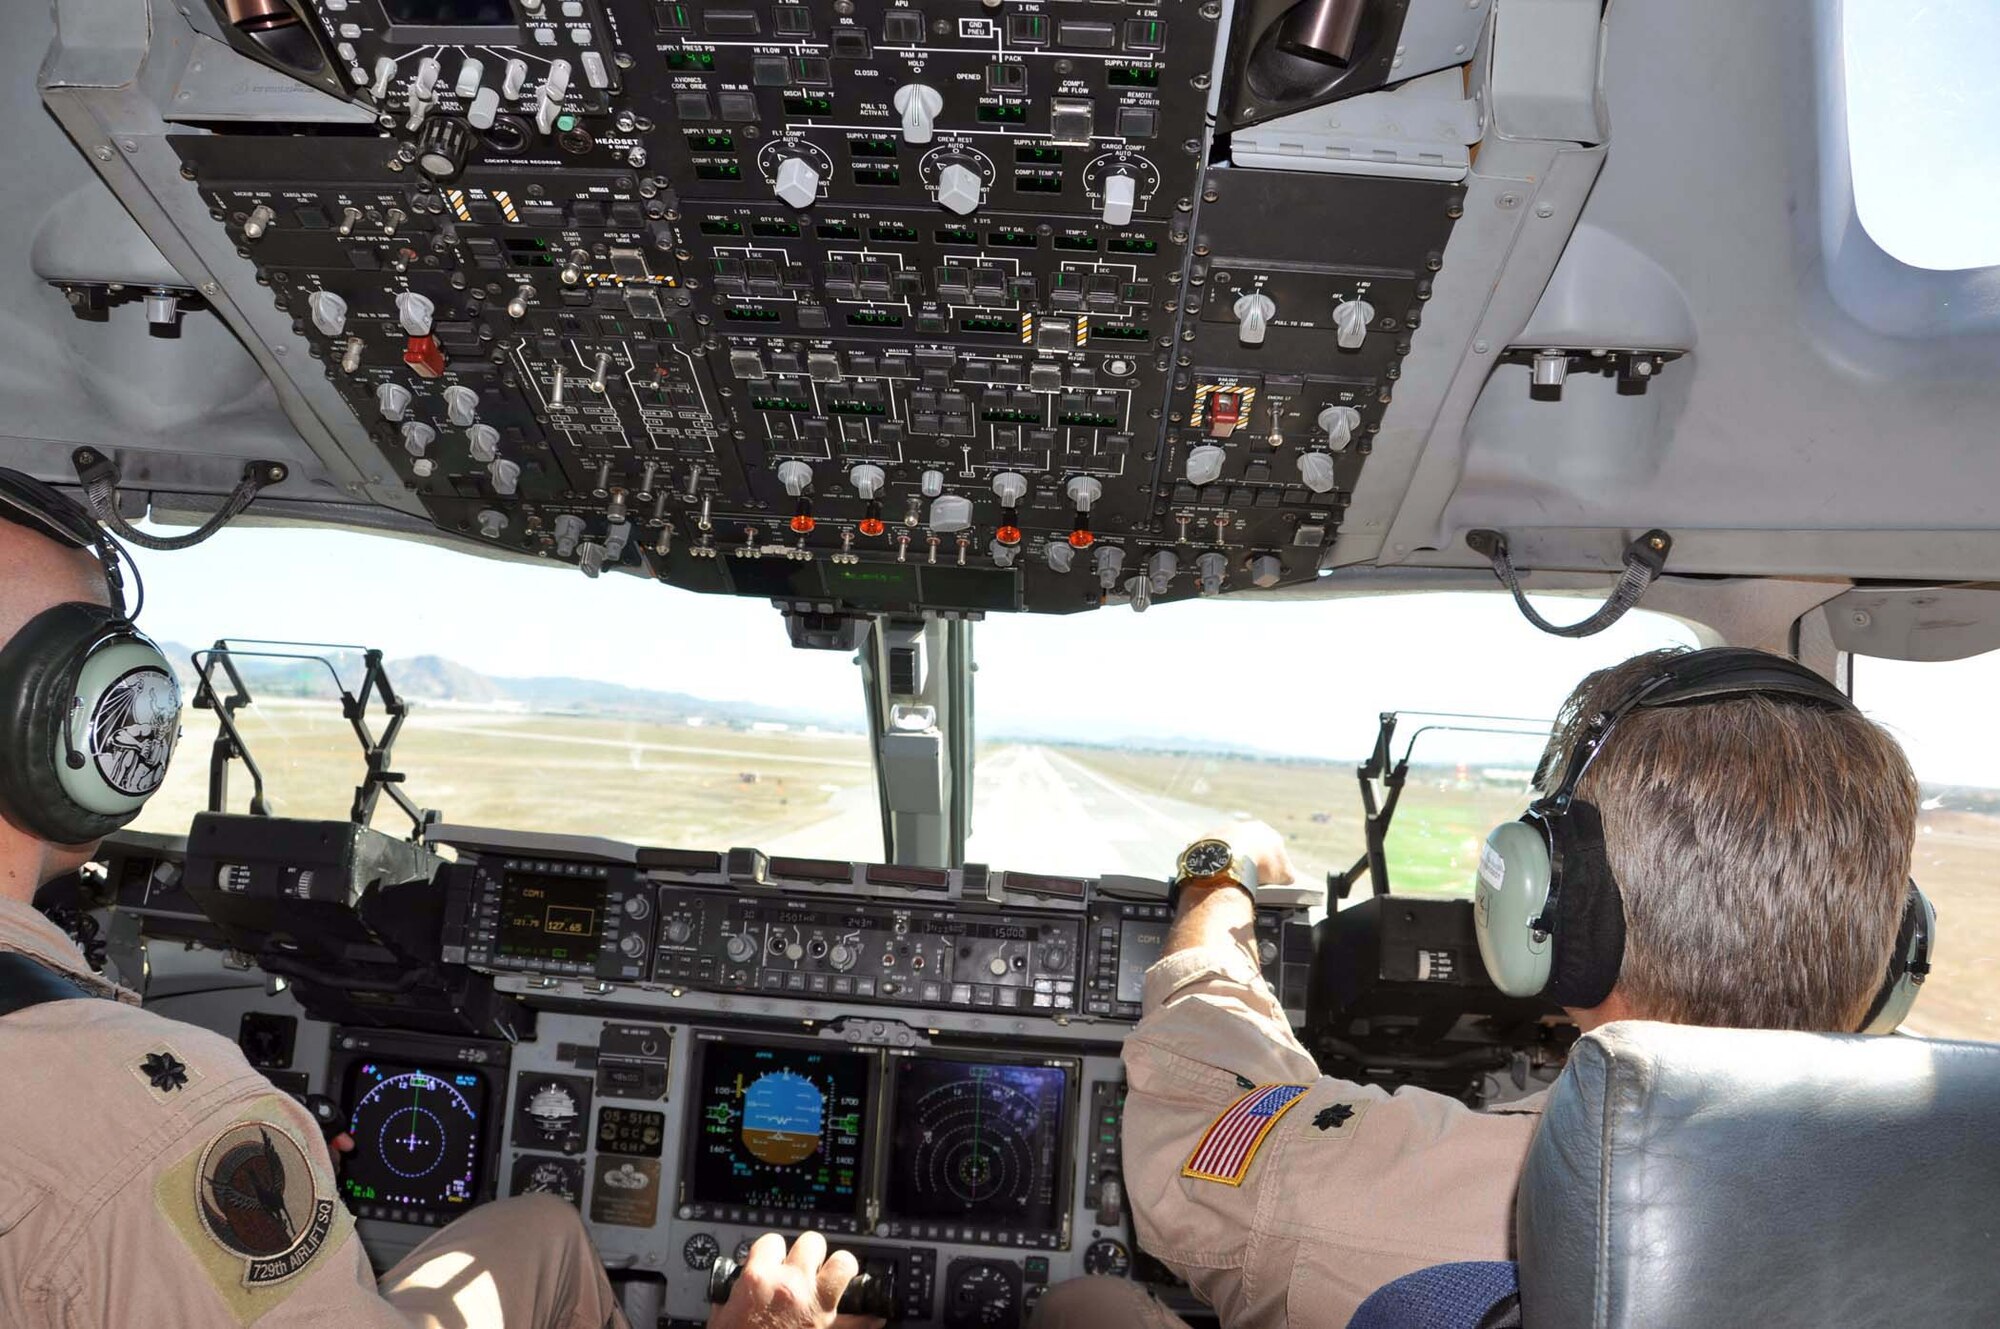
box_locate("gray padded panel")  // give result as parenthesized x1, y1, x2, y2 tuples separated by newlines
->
(1518, 1021, 2000, 1329)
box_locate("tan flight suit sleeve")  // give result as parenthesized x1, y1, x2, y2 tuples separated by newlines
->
(0, 984, 626, 1329)
(1121, 944, 1546, 1329)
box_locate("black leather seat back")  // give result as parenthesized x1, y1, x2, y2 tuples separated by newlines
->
(1517, 1020, 2000, 1329)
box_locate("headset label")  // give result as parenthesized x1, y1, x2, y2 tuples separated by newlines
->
(86, 665, 181, 796)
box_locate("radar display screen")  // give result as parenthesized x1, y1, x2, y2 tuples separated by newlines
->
(495, 872, 605, 965)
(686, 1040, 873, 1219)
(886, 1056, 1072, 1236)
(340, 1060, 489, 1223)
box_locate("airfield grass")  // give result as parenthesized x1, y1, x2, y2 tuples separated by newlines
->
(133, 702, 876, 851)
(1053, 746, 1526, 897)
(129, 706, 1995, 1042)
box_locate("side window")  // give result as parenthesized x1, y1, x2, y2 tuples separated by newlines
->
(1857, 653, 2000, 1040)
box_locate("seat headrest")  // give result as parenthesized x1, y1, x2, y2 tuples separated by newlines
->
(1517, 1020, 2000, 1329)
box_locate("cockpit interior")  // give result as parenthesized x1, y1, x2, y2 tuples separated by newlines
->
(6, 0, 2000, 1325)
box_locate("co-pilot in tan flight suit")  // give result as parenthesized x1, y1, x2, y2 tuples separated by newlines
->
(1039, 942, 1547, 1329)
(0, 896, 629, 1329)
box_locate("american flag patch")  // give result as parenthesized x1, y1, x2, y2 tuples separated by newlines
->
(1181, 1084, 1309, 1185)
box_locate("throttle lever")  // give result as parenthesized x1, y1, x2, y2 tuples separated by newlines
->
(706, 1255, 896, 1321)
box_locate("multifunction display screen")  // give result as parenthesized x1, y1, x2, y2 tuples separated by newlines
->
(686, 1041, 873, 1218)
(341, 1060, 489, 1222)
(886, 1057, 1070, 1236)
(495, 872, 605, 964)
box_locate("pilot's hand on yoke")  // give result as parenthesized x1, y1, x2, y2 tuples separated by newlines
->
(709, 1231, 885, 1329)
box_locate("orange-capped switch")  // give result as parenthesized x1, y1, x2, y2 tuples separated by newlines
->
(402, 334, 447, 378)
(996, 523, 1022, 546)
(789, 498, 816, 534)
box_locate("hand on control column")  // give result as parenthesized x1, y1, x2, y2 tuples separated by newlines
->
(709, 1232, 884, 1329)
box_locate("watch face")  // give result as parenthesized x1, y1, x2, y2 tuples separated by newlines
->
(1183, 840, 1232, 878)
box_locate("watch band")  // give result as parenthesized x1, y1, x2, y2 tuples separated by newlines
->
(1168, 851, 1258, 912)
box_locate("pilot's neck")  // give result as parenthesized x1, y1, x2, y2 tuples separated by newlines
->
(0, 822, 90, 904)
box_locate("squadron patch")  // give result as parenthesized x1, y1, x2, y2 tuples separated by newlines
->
(157, 1102, 353, 1324)
(195, 1122, 337, 1286)
(1181, 1084, 1308, 1185)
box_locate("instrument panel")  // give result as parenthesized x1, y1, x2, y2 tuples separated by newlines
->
(440, 843, 1312, 1032)
(167, 0, 1465, 616)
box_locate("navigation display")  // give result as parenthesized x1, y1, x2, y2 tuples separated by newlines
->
(686, 1040, 873, 1218)
(341, 1060, 489, 1223)
(495, 872, 605, 964)
(886, 1056, 1071, 1236)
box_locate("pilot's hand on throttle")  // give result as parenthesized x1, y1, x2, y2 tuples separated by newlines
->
(709, 1232, 885, 1329)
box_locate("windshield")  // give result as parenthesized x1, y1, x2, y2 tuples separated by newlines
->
(1856, 652, 2000, 1042)
(966, 593, 1702, 891)
(124, 527, 880, 858)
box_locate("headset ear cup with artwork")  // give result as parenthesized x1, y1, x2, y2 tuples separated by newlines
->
(1858, 882, 1935, 1034)
(0, 601, 181, 846)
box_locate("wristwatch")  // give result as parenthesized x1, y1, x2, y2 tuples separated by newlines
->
(1170, 837, 1258, 909)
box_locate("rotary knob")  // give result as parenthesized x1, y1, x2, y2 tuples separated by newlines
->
(375, 382, 412, 422)
(442, 384, 479, 428)
(664, 916, 693, 944)
(893, 82, 943, 144)
(1298, 451, 1337, 494)
(1318, 405, 1362, 450)
(773, 155, 821, 209)
(1185, 443, 1225, 486)
(395, 290, 435, 337)
(935, 162, 982, 216)
(1332, 298, 1375, 350)
(488, 458, 521, 496)
(619, 933, 647, 959)
(467, 423, 500, 463)
(828, 943, 856, 972)
(1233, 292, 1276, 346)
(725, 933, 758, 964)
(416, 116, 474, 182)
(624, 895, 652, 921)
(1041, 943, 1069, 971)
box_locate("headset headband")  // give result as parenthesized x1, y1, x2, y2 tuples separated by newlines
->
(1539, 649, 1856, 814)
(0, 468, 131, 617)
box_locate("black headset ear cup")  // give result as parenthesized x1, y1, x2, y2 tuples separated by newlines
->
(1541, 800, 1627, 1009)
(1860, 882, 1934, 1034)
(0, 602, 173, 845)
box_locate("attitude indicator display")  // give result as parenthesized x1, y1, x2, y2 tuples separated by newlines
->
(341, 1061, 489, 1225)
(685, 1039, 874, 1223)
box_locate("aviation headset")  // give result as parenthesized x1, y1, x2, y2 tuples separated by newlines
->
(1473, 647, 1935, 1035)
(0, 468, 181, 845)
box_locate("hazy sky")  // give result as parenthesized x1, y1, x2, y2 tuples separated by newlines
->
(121, 525, 2000, 787)
(1845, 0, 2000, 270)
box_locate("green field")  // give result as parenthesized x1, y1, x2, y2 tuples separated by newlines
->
(1051, 746, 1526, 897)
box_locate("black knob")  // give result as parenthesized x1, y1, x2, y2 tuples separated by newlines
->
(707, 1256, 894, 1320)
(416, 116, 474, 182)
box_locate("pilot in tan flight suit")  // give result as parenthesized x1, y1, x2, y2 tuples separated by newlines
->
(1036, 647, 1924, 1329)
(0, 471, 875, 1329)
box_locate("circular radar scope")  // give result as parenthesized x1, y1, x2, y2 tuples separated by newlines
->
(741, 1070, 826, 1166)
(351, 1069, 478, 1186)
(912, 1073, 1043, 1208)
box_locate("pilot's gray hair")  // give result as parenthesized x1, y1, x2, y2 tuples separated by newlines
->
(1539, 648, 1917, 1031)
